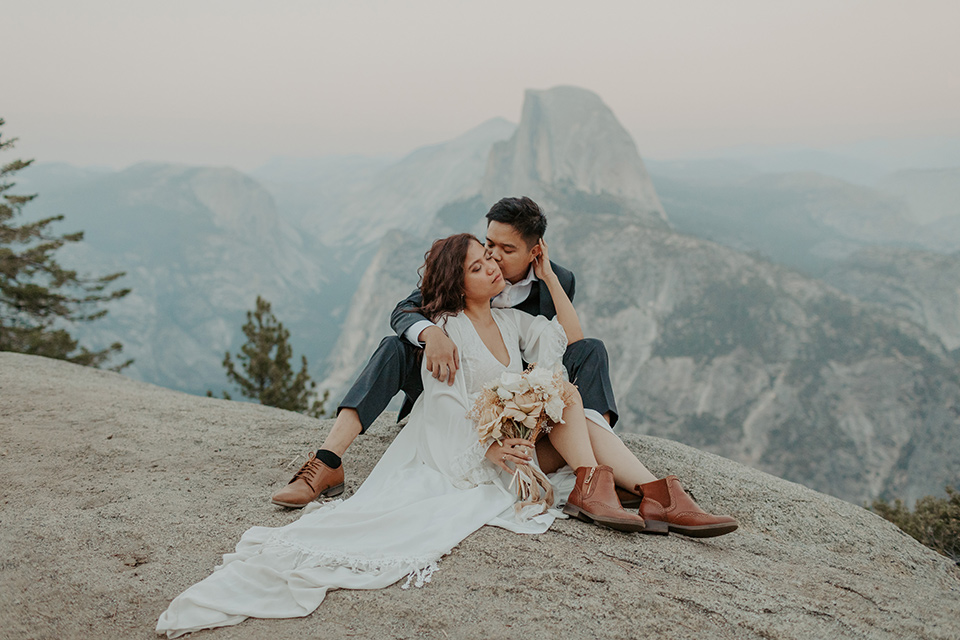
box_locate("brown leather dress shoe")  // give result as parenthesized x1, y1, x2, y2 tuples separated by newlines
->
(637, 475, 738, 538)
(563, 465, 646, 532)
(270, 453, 345, 508)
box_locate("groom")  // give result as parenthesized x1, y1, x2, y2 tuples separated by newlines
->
(271, 196, 619, 507)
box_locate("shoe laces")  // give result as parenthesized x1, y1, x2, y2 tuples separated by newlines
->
(290, 454, 323, 484)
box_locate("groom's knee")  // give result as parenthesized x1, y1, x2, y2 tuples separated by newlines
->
(563, 338, 618, 427)
(372, 336, 424, 396)
(563, 337, 609, 371)
(339, 336, 418, 430)
(372, 335, 409, 363)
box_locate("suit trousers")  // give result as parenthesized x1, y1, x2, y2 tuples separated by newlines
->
(338, 336, 619, 433)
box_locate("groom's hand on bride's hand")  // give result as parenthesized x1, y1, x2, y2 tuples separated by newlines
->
(421, 326, 459, 385)
(486, 438, 535, 473)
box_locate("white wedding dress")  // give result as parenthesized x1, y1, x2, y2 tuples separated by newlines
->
(156, 308, 588, 638)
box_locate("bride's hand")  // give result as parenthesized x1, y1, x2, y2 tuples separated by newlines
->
(485, 438, 535, 473)
(532, 238, 556, 282)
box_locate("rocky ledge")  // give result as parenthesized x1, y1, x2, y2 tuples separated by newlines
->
(1, 352, 958, 639)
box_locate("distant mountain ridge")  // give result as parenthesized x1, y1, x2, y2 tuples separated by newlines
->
(18, 85, 959, 507)
(254, 117, 516, 248)
(322, 87, 960, 505)
(879, 167, 960, 225)
(653, 166, 960, 277)
(825, 246, 960, 352)
(25, 162, 336, 394)
(20, 118, 516, 396)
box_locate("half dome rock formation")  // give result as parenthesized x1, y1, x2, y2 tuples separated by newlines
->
(2, 351, 958, 639)
(482, 86, 668, 228)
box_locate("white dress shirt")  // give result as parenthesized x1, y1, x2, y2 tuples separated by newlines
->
(490, 265, 537, 309)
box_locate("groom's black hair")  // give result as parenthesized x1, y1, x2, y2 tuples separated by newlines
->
(485, 196, 547, 248)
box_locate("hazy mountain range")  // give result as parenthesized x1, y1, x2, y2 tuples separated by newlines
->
(20, 119, 517, 395)
(16, 86, 960, 505)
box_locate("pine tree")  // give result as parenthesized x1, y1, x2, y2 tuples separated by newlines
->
(0, 118, 131, 368)
(218, 296, 327, 418)
(871, 487, 960, 564)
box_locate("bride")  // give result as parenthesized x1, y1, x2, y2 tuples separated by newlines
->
(157, 233, 737, 637)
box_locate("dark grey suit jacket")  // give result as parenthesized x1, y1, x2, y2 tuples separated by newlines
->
(390, 260, 576, 339)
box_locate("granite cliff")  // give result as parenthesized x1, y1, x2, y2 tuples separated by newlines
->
(323, 88, 960, 506)
(21, 118, 516, 397)
(1, 352, 958, 639)
(483, 86, 668, 229)
(28, 163, 334, 395)
(825, 247, 960, 352)
(546, 217, 960, 505)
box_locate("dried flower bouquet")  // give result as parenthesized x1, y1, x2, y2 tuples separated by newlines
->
(468, 365, 574, 516)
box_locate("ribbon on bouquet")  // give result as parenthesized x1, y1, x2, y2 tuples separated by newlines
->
(508, 462, 555, 516)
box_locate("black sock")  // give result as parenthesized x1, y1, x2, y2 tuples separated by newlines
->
(315, 449, 342, 469)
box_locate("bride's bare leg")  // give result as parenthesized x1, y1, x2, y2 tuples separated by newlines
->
(548, 383, 647, 531)
(537, 424, 656, 487)
(536, 382, 657, 487)
(542, 384, 738, 537)
(543, 383, 599, 470)
(535, 439, 565, 474)
(585, 421, 656, 488)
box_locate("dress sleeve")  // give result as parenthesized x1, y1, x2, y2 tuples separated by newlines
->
(415, 316, 500, 489)
(511, 309, 569, 370)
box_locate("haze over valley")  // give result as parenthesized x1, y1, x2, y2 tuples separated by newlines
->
(15, 86, 960, 507)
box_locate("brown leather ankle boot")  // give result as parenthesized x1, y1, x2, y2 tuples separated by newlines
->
(615, 485, 643, 510)
(563, 465, 646, 532)
(638, 476, 738, 538)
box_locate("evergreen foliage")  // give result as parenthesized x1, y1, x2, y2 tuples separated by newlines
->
(216, 296, 328, 418)
(0, 119, 130, 369)
(871, 487, 960, 565)
(652, 275, 781, 363)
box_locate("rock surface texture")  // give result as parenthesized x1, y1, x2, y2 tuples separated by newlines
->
(1, 352, 958, 639)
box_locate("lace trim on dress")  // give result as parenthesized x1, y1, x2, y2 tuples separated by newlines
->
(259, 529, 444, 590)
(401, 562, 439, 589)
(448, 438, 499, 490)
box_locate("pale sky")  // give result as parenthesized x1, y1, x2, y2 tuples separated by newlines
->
(4, 0, 959, 171)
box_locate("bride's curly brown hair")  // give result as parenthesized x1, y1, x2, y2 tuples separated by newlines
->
(413, 233, 481, 323)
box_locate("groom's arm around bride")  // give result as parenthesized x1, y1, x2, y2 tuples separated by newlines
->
(270, 196, 619, 508)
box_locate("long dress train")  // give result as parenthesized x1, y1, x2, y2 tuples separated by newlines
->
(157, 309, 604, 638)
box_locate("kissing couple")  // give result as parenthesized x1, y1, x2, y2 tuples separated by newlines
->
(157, 196, 738, 637)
